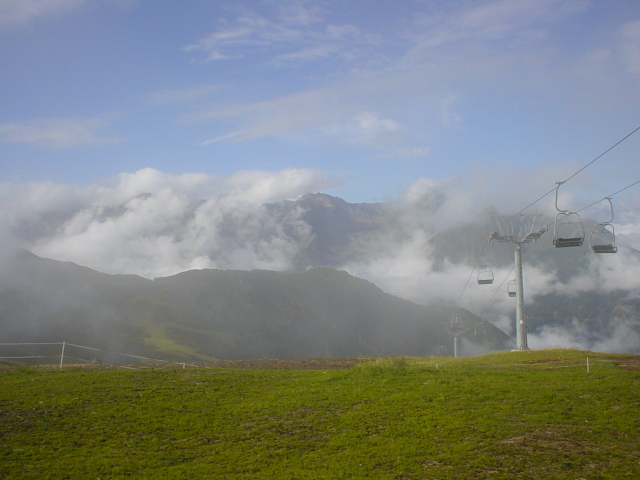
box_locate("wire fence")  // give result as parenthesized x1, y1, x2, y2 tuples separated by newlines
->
(0, 342, 205, 370)
(1, 342, 636, 373)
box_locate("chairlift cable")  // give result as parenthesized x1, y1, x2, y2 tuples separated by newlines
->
(514, 187, 557, 217)
(562, 125, 640, 185)
(485, 265, 515, 306)
(576, 178, 640, 213)
(452, 127, 640, 312)
(455, 238, 490, 307)
(515, 125, 640, 216)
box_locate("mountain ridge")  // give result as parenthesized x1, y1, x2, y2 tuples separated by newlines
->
(3, 191, 639, 357)
(0, 250, 509, 361)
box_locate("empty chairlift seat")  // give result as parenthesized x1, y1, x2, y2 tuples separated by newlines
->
(553, 182, 585, 248)
(590, 224, 617, 253)
(589, 198, 618, 254)
(474, 321, 487, 336)
(553, 212, 586, 247)
(477, 267, 494, 285)
(449, 314, 464, 336)
(507, 279, 517, 297)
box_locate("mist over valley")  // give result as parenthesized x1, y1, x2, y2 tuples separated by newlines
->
(2, 172, 639, 359)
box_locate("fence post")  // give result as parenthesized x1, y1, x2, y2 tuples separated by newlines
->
(586, 357, 589, 373)
(60, 341, 66, 369)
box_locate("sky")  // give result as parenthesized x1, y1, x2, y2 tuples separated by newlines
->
(1, 0, 639, 203)
(2, 0, 640, 351)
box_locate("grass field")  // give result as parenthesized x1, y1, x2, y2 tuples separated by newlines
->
(1, 350, 639, 479)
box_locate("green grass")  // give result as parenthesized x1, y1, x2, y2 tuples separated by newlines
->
(1, 350, 639, 479)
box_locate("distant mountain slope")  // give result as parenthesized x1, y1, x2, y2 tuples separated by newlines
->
(270, 195, 639, 352)
(270, 193, 387, 268)
(0, 250, 152, 353)
(0, 251, 509, 361)
(149, 267, 508, 359)
(3, 191, 639, 357)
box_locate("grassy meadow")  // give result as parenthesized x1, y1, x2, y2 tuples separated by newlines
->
(1, 349, 639, 479)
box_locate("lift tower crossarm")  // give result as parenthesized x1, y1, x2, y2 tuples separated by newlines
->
(489, 225, 548, 244)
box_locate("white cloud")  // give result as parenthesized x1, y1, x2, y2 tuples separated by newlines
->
(184, 12, 308, 62)
(224, 168, 340, 204)
(0, 117, 122, 149)
(321, 111, 403, 152)
(187, 78, 434, 155)
(617, 219, 640, 249)
(619, 19, 640, 74)
(528, 319, 640, 353)
(276, 0, 322, 27)
(411, 0, 590, 49)
(190, 86, 352, 141)
(182, 1, 640, 161)
(0, 0, 86, 29)
(554, 250, 640, 295)
(0, 0, 136, 30)
(0, 168, 337, 278)
(196, 132, 241, 146)
(183, 3, 380, 67)
(438, 93, 464, 125)
(1, 163, 639, 355)
(356, 111, 400, 135)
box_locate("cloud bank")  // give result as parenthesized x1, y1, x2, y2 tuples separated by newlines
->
(1, 168, 337, 278)
(1, 165, 638, 352)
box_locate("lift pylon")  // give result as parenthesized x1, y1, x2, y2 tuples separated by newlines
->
(489, 216, 548, 351)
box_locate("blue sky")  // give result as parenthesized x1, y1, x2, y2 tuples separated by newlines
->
(1, 0, 639, 204)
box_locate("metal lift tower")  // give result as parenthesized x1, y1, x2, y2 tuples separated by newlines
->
(489, 218, 548, 350)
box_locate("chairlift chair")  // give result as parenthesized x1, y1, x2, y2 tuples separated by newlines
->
(590, 224, 618, 253)
(553, 182, 585, 248)
(507, 279, 517, 297)
(474, 321, 487, 337)
(450, 314, 464, 336)
(589, 198, 618, 254)
(553, 212, 585, 247)
(477, 267, 495, 285)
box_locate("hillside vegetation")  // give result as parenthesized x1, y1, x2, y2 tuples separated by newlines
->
(1, 349, 639, 479)
(0, 251, 509, 361)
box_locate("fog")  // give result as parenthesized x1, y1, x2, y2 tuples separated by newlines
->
(1, 166, 639, 353)
(528, 320, 640, 353)
(1, 168, 337, 278)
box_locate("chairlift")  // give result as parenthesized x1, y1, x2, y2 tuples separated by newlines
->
(507, 279, 516, 297)
(474, 320, 487, 337)
(590, 225, 617, 253)
(590, 198, 618, 254)
(450, 314, 464, 336)
(436, 345, 448, 356)
(477, 267, 494, 285)
(553, 182, 585, 248)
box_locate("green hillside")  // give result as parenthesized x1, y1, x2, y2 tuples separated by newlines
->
(0, 251, 509, 361)
(1, 350, 639, 479)
(145, 267, 506, 359)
